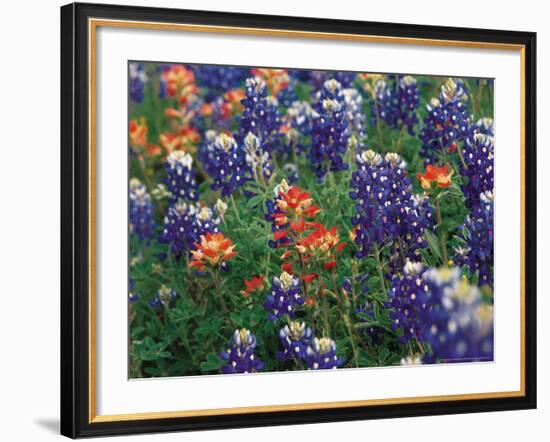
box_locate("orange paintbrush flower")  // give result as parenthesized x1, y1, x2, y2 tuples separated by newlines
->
(189, 232, 237, 271)
(240, 275, 265, 297)
(296, 224, 344, 256)
(129, 118, 148, 148)
(162, 65, 198, 104)
(276, 185, 320, 219)
(417, 164, 453, 191)
(251, 68, 290, 96)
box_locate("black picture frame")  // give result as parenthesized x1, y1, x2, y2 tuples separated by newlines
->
(61, 2, 537, 438)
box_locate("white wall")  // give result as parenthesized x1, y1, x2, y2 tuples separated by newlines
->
(0, 0, 545, 440)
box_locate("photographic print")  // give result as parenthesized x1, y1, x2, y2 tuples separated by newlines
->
(128, 63, 495, 378)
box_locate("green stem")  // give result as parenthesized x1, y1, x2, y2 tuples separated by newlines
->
(373, 242, 387, 294)
(230, 194, 241, 223)
(434, 198, 449, 266)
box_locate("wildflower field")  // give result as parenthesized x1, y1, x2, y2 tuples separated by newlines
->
(128, 62, 494, 377)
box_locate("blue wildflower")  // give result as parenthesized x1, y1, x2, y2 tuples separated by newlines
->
(164, 151, 198, 204)
(192, 65, 248, 100)
(373, 75, 419, 135)
(387, 261, 430, 343)
(459, 131, 494, 208)
(419, 79, 474, 165)
(159, 202, 220, 257)
(455, 191, 494, 286)
(129, 62, 148, 103)
(310, 79, 350, 180)
(305, 337, 344, 370)
(220, 329, 265, 374)
(209, 133, 250, 197)
(238, 77, 282, 154)
(350, 150, 433, 267)
(129, 178, 155, 242)
(264, 271, 305, 321)
(420, 267, 494, 363)
(277, 321, 313, 361)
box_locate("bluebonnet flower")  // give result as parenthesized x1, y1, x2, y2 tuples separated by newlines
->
(282, 100, 316, 156)
(220, 329, 265, 374)
(277, 321, 313, 361)
(307, 71, 356, 89)
(343, 87, 367, 141)
(149, 284, 177, 308)
(277, 80, 299, 108)
(419, 267, 493, 363)
(350, 150, 433, 267)
(372, 75, 419, 135)
(243, 132, 273, 183)
(305, 337, 344, 370)
(192, 65, 248, 100)
(208, 133, 250, 197)
(387, 261, 430, 343)
(238, 77, 282, 154)
(264, 271, 305, 321)
(459, 132, 494, 208)
(454, 191, 494, 286)
(129, 178, 155, 242)
(159, 202, 220, 257)
(310, 79, 350, 180)
(419, 79, 474, 165)
(129, 62, 148, 102)
(164, 151, 198, 204)
(477, 117, 494, 136)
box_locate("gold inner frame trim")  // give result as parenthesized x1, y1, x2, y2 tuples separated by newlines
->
(88, 18, 527, 424)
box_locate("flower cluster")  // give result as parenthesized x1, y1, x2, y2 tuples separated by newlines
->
(192, 65, 249, 100)
(207, 133, 250, 197)
(419, 79, 474, 165)
(350, 150, 433, 266)
(129, 62, 148, 103)
(264, 271, 304, 321)
(372, 75, 419, 135)
(455, 191, 494, 287)
(164, 151, 199, 204)
(220, 329, 265, 374)
(417, 164, 453, 192)
(265, 180, 320, 249)
(387, 261, 429, 343)
(129, 178, 156, 242)
(420, 267, 493, 363)
(238, 77, 282, 155)
(459, 132, 494, 208)
(277, 321, 313, 361)
(160, 64, 198, 104)
(160, 202, 220, 257)
(189, 232, 237, 271)
(304, 337, 345, 369)
(310, 79, 350, 180)
(129, 63, 495, 378)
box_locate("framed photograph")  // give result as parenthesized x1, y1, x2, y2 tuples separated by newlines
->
(60, 2, 537, 438)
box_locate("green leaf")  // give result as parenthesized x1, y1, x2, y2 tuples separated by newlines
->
(200, 353, 224, 372)
(424, 229, 442, 264)
(378, 348, 390, 364)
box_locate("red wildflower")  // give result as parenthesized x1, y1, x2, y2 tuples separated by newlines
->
(417, 165, 453, 190)
(324, 261, 337, 270)
(240, 275, 265, 297)
(302, 273, 318, 283)
(281, 262, 294, 273)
